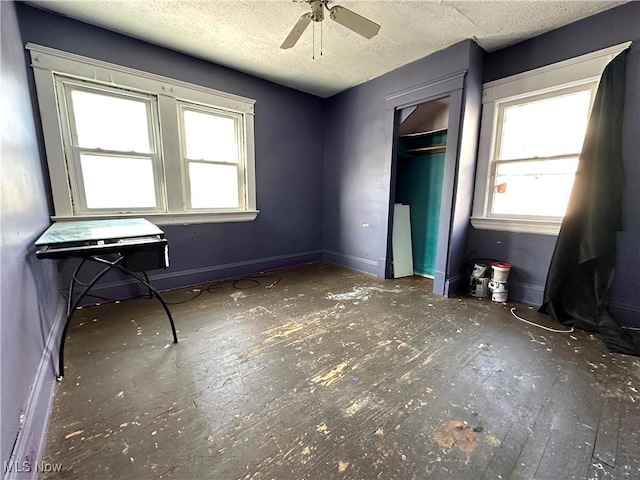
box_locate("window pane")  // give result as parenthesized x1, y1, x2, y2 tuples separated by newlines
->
(80, 154, 157, 209)
(71, 90, 152, 153)
(492, 158, 578, 217)
(499, 89, 592, 160)
(183, 109, 238, 163)
(189, 163, 239, 209)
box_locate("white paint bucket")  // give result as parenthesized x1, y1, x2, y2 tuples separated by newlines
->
(472, 263, 487, 279)
(491, 262, 512, 283)
(488, 280, 508, 302)
(470, 276, 489, 297)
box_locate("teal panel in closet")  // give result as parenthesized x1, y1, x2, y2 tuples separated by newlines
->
(395, 133, 445, 276)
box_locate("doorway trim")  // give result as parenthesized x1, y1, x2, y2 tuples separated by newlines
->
(384, 70, 467, 296)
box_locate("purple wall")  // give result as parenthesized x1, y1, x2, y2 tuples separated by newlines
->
(16, 4, 325, 299)
(1, 1, 62, 472)
(470, 2, 640, 325)
(322, 40, 483, 288)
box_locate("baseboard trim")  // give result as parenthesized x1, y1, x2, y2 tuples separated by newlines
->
(610, 300, 640, 313)
(322, 250, 378, 276)
(498, 286, 639, 324)
(610, 301, 640, 327)
(509, 281, 544, 306)
(89, 250, 323, 293)
(6, 300, 65, 480)
(444, 274, 464, 297)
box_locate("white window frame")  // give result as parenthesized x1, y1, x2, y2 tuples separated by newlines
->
(177, 101, 247, 211)
(56, 77, 167, 215)
(471, 42, 631, 236)
(487, 81, 598, 220)
(27, 43, 258, 225)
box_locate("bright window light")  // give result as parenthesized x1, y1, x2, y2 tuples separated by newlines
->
(63, 84, 162, 213)
(188, 163, 239, 209)
(80, 154, 157, 209)
(71, 90, 152, 153)
(180, 104, 244, 210)
(499, 90, 592, 161)
(492, 158, 579, 216)
(183, 109, 238, 163)
(490, 84, 596, 218)
(471, 43, 629, 234)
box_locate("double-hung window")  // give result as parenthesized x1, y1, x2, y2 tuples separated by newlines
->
(58, 79, 164, 213)
(178, 103, 244, 210)
(489, 82, 597, 218)
(28, 43, 257, 224)
(471, 42, 630, 235)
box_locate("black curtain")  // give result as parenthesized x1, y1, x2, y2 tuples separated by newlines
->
(539, 48, 639, 356)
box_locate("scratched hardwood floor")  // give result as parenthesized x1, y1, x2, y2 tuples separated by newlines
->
(41, 262, 640, 479)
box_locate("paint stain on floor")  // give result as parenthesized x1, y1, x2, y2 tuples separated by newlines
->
(486, 434, 502, 447)
(310, 362, 348, 388)
(344, 397, 369, 416)
(325, 285, 406, 302)
(433, 420, 478, 455)
(316, 422, 330, 435)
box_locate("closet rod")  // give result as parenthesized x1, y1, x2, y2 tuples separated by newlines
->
(402, 145, 446, 155)
(399, 128, 447, 138)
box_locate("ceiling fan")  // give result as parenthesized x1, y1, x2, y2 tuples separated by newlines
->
(281, 0, 380, 49)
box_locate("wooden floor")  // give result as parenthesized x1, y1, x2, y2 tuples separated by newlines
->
(42, 262, 640, 479)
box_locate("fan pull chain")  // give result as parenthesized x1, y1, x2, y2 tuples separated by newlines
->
(320, 20, 323, 56)
(312, 21, 315, 60)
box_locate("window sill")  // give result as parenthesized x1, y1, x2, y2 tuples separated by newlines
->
(470, 217, 561, 236)
(51, 210, 259, 226)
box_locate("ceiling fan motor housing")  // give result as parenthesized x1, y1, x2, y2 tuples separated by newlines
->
(310, 0, 325, 22)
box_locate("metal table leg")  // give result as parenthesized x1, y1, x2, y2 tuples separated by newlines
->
(90, 256, 178, 344)
(58, 256, 124, 380)
(58, 254, 177, 380)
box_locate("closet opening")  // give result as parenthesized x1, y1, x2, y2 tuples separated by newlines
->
(388, 96, 450, 282)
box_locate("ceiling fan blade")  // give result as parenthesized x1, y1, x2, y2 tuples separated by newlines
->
(329, 5, 380, 39)
(281, 13, 312, 49)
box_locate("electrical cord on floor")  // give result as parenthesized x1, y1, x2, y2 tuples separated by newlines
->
(62, 271, 282, 307)
(261, 274, 281, 289)
(207, 285, 224, 294)
(164, 289, 204, 305)
(233, 274, 281, 290)
(166, 272, 281, 304)
(510, 307, 575, 333)
(233, 278, 260, 289)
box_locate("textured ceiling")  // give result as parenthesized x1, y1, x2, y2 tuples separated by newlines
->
(28, 0, 628, 98)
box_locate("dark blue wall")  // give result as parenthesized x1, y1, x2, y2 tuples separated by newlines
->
(1, 1, 63, 470)
(16, 3, 325, 298)
(471, 1, 640, 325)
(322, 40, 483, 284)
